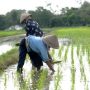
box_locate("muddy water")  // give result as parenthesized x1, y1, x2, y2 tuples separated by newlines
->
(0, 34, 25, 55)
(0, 38, 90, 90)
(0, 44, 12, 55)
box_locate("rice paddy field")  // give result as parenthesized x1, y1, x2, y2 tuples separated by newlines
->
(0, 30, 25, 37)
(0, 26, 90, 90)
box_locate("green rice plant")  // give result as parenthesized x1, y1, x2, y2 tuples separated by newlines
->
(79, 51, 87, 85)
(50, 49, 55, 57)
(54, 64, 62, 90)
(79, 53, 84, 80)
(82, 45, 86, 55)
(86, 46, 90, 66)
(50, 49, 56, 62)
(15, 72, 31, 90)
(84, 84, 89, 90)
(0, 30, 25, 37)
(71, 45, 75, 90)
(63, 45, 69, 62)
(37, 69, 48, 90)
(76, 45, 80, 57)
(3, 73, 7, 90)
(0, 48, 18, 71)
(30, 70, 41, 90)
(58, 45, 64, 58)
(51, 27, 90, 45)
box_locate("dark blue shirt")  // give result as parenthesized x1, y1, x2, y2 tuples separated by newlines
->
(24, 19, 43, 37)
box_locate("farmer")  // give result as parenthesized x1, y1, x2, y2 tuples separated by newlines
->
(18, 35, 59, 73)
(20, 13, 43, 36)
(17, 13, 43, 72)
(17, 13, 53, 73)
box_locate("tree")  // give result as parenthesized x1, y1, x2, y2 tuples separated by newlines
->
(29, 7, 54, 27)
(0, 15, 7, 30)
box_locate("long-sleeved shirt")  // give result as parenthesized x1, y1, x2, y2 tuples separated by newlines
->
(26, 35, 49, 62)
(24, 19, 43, 36)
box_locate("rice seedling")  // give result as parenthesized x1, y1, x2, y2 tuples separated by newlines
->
(82, 45, 86, 55)
(79, 49, 87, 87)
(50, 49, 55, 56)
(79, 51, 84, 80)
(63, 45, 69, 62)
(54, 64, 62, 90)
(0, 30, 25, 37)
(36, 69, 48, 90)
(15, 71, 31, 90)
(76, 45, 81, 57)
(86, 46, 90, 66)
(2, 73, 7, 90)
(0, 48, 18, 71)
(30, 70, 41, 90)
(58, 45, 64, 57)
(71, 45, 75, 90)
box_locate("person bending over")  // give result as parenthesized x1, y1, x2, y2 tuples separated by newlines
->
(17, 35, 59, 73)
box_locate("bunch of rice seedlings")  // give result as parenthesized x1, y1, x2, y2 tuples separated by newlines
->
(58, 46, 64, 57)
(71, 45, 75, 90)
(54, 64, 62, 90)
(63, 46, 69, 62)
(0, 48, 18, 71)
(37, 69, 48, 90)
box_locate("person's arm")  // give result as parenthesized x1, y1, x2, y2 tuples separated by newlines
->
(38, 42, 55, 72)
(45, 60, 55, 72)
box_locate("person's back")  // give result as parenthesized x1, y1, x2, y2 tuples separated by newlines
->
(25, 19, 43, 36)
(26, 35, 48, 61)
(20, 13, 43, 36)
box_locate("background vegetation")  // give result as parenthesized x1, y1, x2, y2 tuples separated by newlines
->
(0, 1, 90, 30)
(0, 48, 18, 71)
(51, 26, 90, 44)
(0, 30, 25, 37)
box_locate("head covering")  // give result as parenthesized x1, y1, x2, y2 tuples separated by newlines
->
(20, 13, 32, 23)
(42, 35, 59, 49)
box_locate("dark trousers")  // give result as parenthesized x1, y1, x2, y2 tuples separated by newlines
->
(17, 44, 43, 70)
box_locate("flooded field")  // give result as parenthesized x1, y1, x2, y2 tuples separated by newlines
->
(0, 38, 90, 90)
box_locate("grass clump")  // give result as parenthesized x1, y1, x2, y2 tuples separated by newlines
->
(71, 45, 75, 90)
(37, 69, 48, 90)
(0, 48, 18, 71)
(51, 27, 90, 45)
(54, 64, 62, 90)
(0, 30, 25, 37)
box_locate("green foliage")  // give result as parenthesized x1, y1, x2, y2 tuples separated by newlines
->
(0, 1, 90, 30)
(29, 7, 54, 27)
(37, 69, 48, 90)
(0, 30, 25, 37)
(0, 48, 18, 71)
(52, 27, 90, 44)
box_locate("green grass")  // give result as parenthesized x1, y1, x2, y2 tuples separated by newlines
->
(0, 48, 18, 71)
(37, 69, 48, 90)
(51, 26, 90, 45)
(0, 30, 25, 37)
